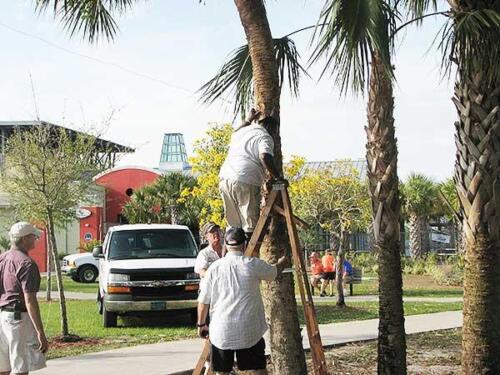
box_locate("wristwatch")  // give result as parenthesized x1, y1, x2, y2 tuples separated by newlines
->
(197, 322, 207, 327)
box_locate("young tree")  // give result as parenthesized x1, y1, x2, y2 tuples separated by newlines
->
(2, 125, 102, 338)
(290, 163, 371, 306)
(401, 173, 438, 258)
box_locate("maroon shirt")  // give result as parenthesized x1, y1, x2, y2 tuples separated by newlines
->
(0, 249, 41, 310)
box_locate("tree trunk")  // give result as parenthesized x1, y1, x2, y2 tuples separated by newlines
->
(409, 214, 426, 258)
(233, 1, 307, 374)
(453, 72, 500, 374)
(366, 53, 407, 375)
(46, 229, 52, 301)
(47, 210, 70, 337)
(335, 231, 348, 307)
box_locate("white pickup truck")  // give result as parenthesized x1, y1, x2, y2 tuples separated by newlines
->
(61, 252, 99, 283)
(92, 224, 201, 327)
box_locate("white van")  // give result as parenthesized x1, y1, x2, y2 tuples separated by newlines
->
(93, 224, 200, 327)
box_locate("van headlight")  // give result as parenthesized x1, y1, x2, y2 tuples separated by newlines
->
(108, 273, 130, 282)
(186, 272, 199, 280)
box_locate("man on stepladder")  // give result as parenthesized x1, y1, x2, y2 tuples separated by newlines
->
(197, 227, 286, 375)
(219, 109, 281, 242)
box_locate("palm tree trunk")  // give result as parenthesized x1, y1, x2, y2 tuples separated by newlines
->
(453, 72, 500, 374)
(366, 53, 407, 375)
(233, 1, 306, 374)
(409, 214, 425, 258)
(47, 209, 70, 337)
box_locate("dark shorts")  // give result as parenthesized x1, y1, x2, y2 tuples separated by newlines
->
(311, 273, 325, 281)
(211, 338, 266, 372)
(323, 272, 336, 280)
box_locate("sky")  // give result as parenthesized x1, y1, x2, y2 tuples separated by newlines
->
(0, 1, 457, 181)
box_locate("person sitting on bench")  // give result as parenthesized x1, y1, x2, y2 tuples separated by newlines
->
(309, 252, 325, 295)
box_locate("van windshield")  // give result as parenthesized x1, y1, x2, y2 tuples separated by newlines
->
(108, 229, 197, 260)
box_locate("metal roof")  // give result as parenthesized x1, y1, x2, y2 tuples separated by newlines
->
(0, 121, 134, 153)
(298, 159, 367, 180)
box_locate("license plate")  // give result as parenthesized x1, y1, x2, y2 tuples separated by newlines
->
(151, 301, 166, 311)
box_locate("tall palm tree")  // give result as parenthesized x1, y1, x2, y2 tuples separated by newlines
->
(400, 1, 500, 373)
(310, 1, 407, 373)
(38, 2, 307, 372)
(231, 2, 307, 373)
(400, 173, 437, 258)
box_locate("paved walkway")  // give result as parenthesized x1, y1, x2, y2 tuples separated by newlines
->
(36, 310, 463, 375)
(39, 291, 463, 304)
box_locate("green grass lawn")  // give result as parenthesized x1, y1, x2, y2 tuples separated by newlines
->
(349, 274, 463, 298)
(41, 298, 462, 359)
(38, 276, 99, 294)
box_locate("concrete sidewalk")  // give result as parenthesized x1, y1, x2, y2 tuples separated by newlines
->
(38, 291, 463, 303)
(36, 310, 463, 375)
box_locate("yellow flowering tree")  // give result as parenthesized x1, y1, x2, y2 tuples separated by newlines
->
(290, 162, 371, 306)
(188, 123, 233, 227)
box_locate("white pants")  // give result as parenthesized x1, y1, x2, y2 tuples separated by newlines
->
(0, 311, 46, 373)
(219, 179, 261, 233)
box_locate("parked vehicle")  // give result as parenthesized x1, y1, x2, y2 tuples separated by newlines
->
(61, 252, 99, 283)
(93, 224, 200, 327)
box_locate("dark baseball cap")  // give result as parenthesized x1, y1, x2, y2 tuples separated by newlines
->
(225, 227, 246, 246)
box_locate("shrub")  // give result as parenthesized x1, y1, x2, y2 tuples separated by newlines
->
(350, 252, 378, 274)
(428, 264, 463, 286)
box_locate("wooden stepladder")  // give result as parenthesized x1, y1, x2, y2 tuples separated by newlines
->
(193, 183, 328, 375)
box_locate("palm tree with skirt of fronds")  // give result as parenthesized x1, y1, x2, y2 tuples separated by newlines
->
(401, 173, 438, 258)
(399, 1, 500, 373)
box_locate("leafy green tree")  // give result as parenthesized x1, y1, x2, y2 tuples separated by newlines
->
(2, 125, 101, 338)
(401, 2, 500, 371)
(401, 173, 438, 258)
(290, 163, 371, 306)
(438, 178, 464, 253)
(188, 123, 233, 227)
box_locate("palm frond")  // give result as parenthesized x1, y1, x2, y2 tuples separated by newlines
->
(36, 0, 137, 42)
(400, 0, 438, 19)
(198, 36, 309, 117)
(309, 0, 398, 94)
(438, 8, 500, 84)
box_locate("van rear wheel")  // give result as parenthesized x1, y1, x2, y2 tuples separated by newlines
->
(103, 307, 117, 328)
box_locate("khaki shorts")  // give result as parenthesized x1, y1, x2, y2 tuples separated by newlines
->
(0, 311, 46, 373)
(219, 179, 261, 233)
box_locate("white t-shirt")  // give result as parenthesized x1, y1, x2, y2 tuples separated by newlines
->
(198, 251, 277, 350)
(194, 245, 221, 274)
(219, 124, 274, 186)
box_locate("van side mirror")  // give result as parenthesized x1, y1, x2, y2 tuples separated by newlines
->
(92, 246, 104, 258)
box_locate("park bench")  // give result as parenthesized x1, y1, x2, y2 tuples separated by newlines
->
(309, 267, 363, 296)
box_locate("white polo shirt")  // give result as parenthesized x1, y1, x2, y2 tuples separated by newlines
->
(198, 251, 277, 350)
(219, 124, 274, 186)
(194, 245, 222, 274)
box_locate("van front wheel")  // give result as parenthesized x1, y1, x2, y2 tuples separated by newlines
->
(103, 307, 117, 328)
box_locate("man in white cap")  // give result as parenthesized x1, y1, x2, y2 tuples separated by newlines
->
(0, 222, 48, 375)
(195, 222, 224, 279)
(197, 227, 286, 374)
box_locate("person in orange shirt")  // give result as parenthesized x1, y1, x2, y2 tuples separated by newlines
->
(309, 252, 324, 295)
(321, 249, 336, 297)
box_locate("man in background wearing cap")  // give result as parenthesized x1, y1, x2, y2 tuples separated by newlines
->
(219, 109, 282, 243)
(195, 222, 224, 278)
(0, 222, 48, 374)
(196, 227, 286, 374)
